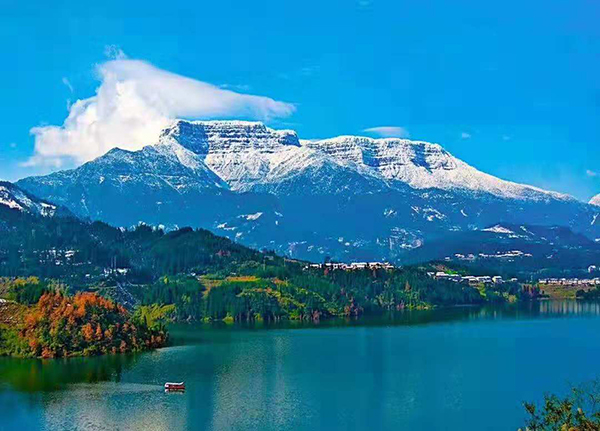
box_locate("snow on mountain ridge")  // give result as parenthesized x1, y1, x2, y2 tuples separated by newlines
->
(591, 194, 600, 207)
(156, 119, 573, 201)
(89, 142, 229, 193)
(250, 145, 387, 195)
(305, 135, 572, 201)
(160, 119, 300, 152)
(0, 182, 57, 216)
(482, 224, 516, 235)
(159, 119, 301, 190)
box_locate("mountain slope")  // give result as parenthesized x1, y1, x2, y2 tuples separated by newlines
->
(17, 120, 600, 263)
(16, 141, 276, 229)
(305, 136, 570, 201)
(0, 193, 279, 282)
(0, 181, 63, 217)
(591, 194, 600, 207)
(406, 222, 600, 278)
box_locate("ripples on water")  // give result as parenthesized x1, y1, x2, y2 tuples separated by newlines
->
(1, 300, 600, 431)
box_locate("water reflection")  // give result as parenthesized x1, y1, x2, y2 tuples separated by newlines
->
(2, 300, 599, 394)
(0, 352, 140, 392)
(170, 300, 600, 344)
(1, 300, 600, 431)
(465, 300, 600, 321)
(538, 299, 600, 315)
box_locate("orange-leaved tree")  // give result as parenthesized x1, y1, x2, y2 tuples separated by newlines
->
(21, 291, 166, 358)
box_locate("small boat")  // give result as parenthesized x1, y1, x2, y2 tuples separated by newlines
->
(164, 382, 185, 392)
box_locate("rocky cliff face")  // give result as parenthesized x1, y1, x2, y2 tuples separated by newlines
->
(160, 120, 301, 191)
(16, 120, 600, 262)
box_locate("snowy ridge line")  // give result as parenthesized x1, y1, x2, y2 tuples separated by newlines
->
(156, 120, 576, 202)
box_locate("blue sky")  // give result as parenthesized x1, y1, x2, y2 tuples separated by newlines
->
(1, 0, 599, 201)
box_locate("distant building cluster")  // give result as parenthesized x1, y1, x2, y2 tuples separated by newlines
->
(428, 271, 517, 285)
(103, 267, 130, 277)
(305, 262, 395, 271)
(537, 265, 600, 286)
(448, 250, 532, 261)
(30, 248, 77, 266)
(538, 277, 600, 287)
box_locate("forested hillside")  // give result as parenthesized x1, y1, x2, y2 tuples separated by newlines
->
(0, 203, 274, 282)
(0, 203, 538, 325)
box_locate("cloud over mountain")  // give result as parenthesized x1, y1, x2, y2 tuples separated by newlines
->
(27, 59, 295, 167)
(363, 126, 410, 138)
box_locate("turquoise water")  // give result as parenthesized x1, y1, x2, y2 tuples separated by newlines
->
(1, 301, 600, 430)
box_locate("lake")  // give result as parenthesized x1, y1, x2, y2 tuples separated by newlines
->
(1, 300, 600, 431)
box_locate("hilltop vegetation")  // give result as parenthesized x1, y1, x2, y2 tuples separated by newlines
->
(0, 276, 57, 304)
(135, 263, 532, 323)
(0, 290, 166, 358)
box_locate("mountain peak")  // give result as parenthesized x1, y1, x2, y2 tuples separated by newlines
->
(590, 194, 600, 206)
(159, 119, 300, 154)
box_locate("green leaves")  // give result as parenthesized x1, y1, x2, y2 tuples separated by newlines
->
(522, 380, 600, 430)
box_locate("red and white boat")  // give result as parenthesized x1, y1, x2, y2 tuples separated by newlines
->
(164, 382, 185, 392)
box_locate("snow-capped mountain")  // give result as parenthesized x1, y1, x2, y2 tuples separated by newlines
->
(0, 181, 59, 217)
(159, 120, 302, 191)
(305, 136, 571, 201)
(591, 194, 600, 207)
(16, 137, 273, 228)
(16, 120, 600, 262)
(158, 120, 573, 200)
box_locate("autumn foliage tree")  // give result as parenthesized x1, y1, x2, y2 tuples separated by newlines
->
(20, 292, 166, 358)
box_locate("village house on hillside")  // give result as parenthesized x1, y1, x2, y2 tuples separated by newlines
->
(538, 277, 600, 287)
(428, 272, 515, 286)
(305, 262, 395, 271)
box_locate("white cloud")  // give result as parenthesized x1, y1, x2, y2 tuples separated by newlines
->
(363, 126, 410, 138)
(461, 132, 471, 139)
(220, 83, 251, 92)
(62, 77, 73, 93)
(587, 169, 598, 178)
(26, 59, 295, 167)
(104, 45, 127, 60)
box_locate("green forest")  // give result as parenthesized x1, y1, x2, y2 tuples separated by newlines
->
(0, 205, 542, 357)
